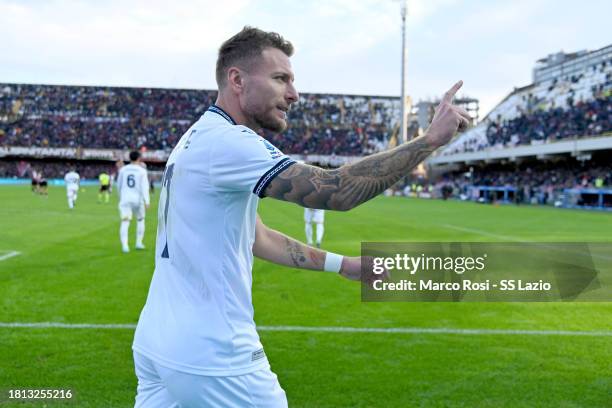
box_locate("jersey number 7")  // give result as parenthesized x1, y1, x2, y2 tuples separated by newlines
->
(160, 164, 175, 259)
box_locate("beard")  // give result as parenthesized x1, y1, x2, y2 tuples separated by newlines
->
(253, 109, 287, 133)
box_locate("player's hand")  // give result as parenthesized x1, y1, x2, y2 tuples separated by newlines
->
(424, 80, 471, 149)
(340, 256, 390, 288)
(145, 203, 150, 210)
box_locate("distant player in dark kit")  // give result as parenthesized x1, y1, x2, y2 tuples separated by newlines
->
(31, 169, 40, 193)
(37, 171, 48, 196)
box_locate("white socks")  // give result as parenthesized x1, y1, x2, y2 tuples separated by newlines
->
(306, 222, 325, 245)
(136, 219, 145, 247)
(306, 223, 324, 246)
(315, 223, 324, 245)
(305, 223, 313, 245)
(120, 220, 130, 250)
(67, 192, 77, 209)
(121, 219, 145, 251)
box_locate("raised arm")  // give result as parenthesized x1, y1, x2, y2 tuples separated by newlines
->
(264, 81, 471, 210)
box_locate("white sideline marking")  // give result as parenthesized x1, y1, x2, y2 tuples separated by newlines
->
(443, 224, 522, 242)
(0, 322, 610, 337)
(0, 251, 21, 262)
(260, 326, 612, 337)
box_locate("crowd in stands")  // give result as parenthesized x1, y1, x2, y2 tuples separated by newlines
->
(0, 84, 213, 150)
(448, 165, 610, 190)
(265, 94, 396, 155)
(486, 95, 612, 147)
(441, 53, 612, 156)
(0, 83, 399, 155)
(432, 163, 612, 206)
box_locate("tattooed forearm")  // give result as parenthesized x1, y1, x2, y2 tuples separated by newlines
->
(254, 215, 328, 271)
(265, 136, 435, 210)
(285, 237, 307, 267)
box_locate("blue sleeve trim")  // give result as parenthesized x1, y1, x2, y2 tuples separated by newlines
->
(252, 158, 296, 198)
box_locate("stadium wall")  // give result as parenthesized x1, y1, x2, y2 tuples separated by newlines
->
(0, 146, 363, 167)
(0, 177, 100, 186)
(429, 134, 612, 165)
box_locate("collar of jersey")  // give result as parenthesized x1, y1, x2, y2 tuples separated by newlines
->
(207, 104, 237, 125)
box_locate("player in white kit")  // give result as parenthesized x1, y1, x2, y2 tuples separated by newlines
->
(117, 151, 150, 253)
(304, 208, 325, 248)
(132, 27, 469, 407)
(64, 169, 80, 209)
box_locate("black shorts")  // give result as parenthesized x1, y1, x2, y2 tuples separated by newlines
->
(31, 180, 38, 186)
(40, 180, 48, 187)
(100, 185, 110, 192)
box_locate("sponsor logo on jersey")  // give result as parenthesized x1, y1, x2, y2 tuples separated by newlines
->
(261, 139, 283, 159)
(251, 348, 266, 361)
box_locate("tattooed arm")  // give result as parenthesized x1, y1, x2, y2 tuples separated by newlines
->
(264, 137, 434, 210)
(253, 214, 326, 270)
(253, 215, 364, 280)
(264, 81, 471, 210)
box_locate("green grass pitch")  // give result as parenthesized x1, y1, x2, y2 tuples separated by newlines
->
(1, 185, 611, 407)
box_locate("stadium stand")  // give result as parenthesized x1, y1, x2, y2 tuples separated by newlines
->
(2, 45, 610, 212)
(0, 84, 214, 150)
(440, 44, 612, 156)
(0, 83, 399, 155)
(485, 95, 611, 148)
(403, 156, 611, 208)
(424, 44, 612, 210)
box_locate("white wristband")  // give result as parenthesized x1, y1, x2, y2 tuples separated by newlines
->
(324, 252, 343, 273)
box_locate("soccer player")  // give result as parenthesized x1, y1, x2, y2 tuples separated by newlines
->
(64, 168, 80, 209)
(98, 171, 111, 203)
(133, 27, 469, 407)
(116, 152, 150, 253)
(304, 208, 325, 248)
(38, 172, 48, 196)
(30, 168, 40, 193)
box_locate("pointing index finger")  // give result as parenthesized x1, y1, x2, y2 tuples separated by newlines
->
(443, 80, 463, 103)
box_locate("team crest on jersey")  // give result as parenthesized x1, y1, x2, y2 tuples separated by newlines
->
(261, 139, 283, 159)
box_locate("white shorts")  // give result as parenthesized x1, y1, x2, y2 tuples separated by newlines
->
(119, 202, 145, 221)
(133, 351, 287, 408)
(304, 208, 325, 224)
(66, 187, 78, 199)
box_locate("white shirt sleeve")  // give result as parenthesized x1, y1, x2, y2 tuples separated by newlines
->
(209, 128, 295, 197)
(141, 169, 150, 206)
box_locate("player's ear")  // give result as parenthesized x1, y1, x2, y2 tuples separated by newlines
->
(227, 67, 245, 94)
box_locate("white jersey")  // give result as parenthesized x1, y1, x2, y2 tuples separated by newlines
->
(117, 164, 150, 206)
(133, 105, 295, 376)
(64, 171, 80, 190)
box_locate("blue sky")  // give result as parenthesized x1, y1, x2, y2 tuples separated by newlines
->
(1, 0, 610, 116)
